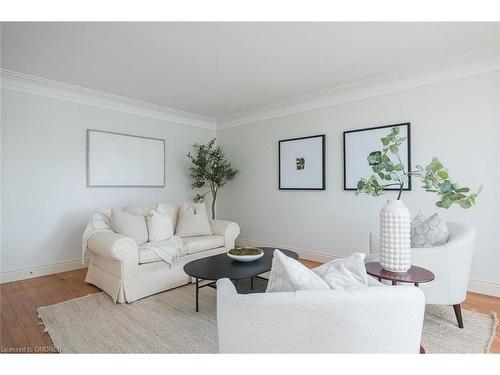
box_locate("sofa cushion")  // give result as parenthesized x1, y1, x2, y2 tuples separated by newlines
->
(175, 203, 213, 237)
(110, 208, 148, 245)
(157, 203, 180, 232)
(411, 211, 449, 248)
(138, 248, 163, 264)
(183, 235, 225, 254)
(146, 209, 174, 242)
(266, 250, 330, 293)
(138, 235, 225, 264)
(313, 253, 369, 290)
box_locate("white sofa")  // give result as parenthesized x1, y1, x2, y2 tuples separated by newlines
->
(84, 204, 240, 303)
(216, 278, 425, 353)
(368, 222, 475, 328)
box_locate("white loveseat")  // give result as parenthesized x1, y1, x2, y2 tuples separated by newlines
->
(84, 204, 240, 303)
(216, 278, 425, 353)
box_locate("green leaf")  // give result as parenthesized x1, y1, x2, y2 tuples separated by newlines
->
(455, 187, 470, 193)
(381, 137, 389, 146)
(385, 164, 394, 172)
(392, 127, 400, 134)
(441, 198, 453, 209)
(450, 193, 466, 201)
(394, 163, 404, 171)
(367, 151, 382, 165)
(440, 181, 452, 193)
(389, 145, 398, 154)
(438, 170, 449, 179)
(459, 200, 472, 209)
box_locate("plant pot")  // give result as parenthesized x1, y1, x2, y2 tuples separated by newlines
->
(379, 199, 411, 273)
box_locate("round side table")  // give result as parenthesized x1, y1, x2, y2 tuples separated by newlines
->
(365, 262, 435, 354)
(365, 262, 435, 287)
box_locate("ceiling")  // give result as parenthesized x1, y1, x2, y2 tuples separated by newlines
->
(1, 22, 499, 118)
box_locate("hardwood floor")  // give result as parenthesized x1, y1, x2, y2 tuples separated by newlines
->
(1, 262, 499, 353)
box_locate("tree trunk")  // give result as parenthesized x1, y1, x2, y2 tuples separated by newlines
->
(211, 190, 217, 219)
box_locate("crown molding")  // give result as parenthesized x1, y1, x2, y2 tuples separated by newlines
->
(0, 69, 217, 130)
(216, 47, 500, 129)
(3, 47, 499, 131)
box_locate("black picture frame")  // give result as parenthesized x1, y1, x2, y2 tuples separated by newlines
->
(279, 134, 326, 190)
(343, 122, 412, 191)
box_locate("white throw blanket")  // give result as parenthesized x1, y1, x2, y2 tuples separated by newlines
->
(82, 207, 183, 266)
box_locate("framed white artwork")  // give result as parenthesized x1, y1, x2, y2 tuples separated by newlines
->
(343, 122, 411, 191)
(86, 129, 165, 187)
(279, 134, 326, 190)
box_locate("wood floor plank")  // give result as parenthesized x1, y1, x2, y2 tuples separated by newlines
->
(0, 265, 498, 353)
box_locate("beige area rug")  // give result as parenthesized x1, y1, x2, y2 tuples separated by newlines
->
(38, 285, 498, 353)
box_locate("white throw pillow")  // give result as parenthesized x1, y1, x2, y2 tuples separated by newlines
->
(411, 211, 449, 248)
(146, 209, 174, 242)
(156, 203, 180, 232)
(313, 253, 369, 290)
(266, 250, 330, 293)
(175, 203, 213, 237)
(110, 208, 148, 245)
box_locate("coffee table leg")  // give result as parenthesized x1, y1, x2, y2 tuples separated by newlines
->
(420, 345, 425, 354)
(195, 278, 199, 312)
(250, 276, 254, 290)
(392, 280, 397, 286)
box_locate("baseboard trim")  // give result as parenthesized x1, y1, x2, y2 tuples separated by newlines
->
(468, 279, 500, 298)
(237, 238, 500, 297)
(0, 257, 90, 284)
(236, 238, 340, 263)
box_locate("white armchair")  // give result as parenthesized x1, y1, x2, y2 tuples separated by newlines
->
(368, 222, 475, 328)
(216, 278, 425, 353)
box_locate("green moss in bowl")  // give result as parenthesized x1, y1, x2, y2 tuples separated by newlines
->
(228, 247, 262, 256)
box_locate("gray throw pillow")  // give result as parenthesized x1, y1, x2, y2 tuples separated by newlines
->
(411, 211, 449, 248)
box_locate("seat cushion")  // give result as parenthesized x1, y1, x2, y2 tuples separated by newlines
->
(183, 235, 225, 254)
(139, 248, 163, 264)
(138, 235, 225, 264)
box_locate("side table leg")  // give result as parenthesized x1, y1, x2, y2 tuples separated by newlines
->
(195, 278, 199, 312)
(420, 345, 425, 354)
(392, 280, 397, 286)
(250, 276, 254, 290)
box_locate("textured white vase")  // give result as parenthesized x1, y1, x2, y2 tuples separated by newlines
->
(379, 200, 411, 273)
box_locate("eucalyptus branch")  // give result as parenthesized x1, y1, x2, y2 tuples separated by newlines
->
(355, 127, 481, 209)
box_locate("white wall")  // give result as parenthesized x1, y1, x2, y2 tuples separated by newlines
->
(1, 89, 215, 273)
(217, 71, 500, 286)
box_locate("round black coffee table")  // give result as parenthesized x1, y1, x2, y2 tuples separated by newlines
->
(183, 247, 298, 311)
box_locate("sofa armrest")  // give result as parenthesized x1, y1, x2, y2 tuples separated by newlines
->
(211, 220, 240, 249)
(216, 278, 238, 296)
(87, 231, 139, 275)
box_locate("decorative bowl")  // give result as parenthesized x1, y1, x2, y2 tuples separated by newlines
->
(227, 247, 264, 262)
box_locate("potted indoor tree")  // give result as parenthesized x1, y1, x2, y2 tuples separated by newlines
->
(187, 138, 238, 219)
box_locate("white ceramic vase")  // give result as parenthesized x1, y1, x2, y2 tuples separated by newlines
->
(379, 199, 411, 273)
